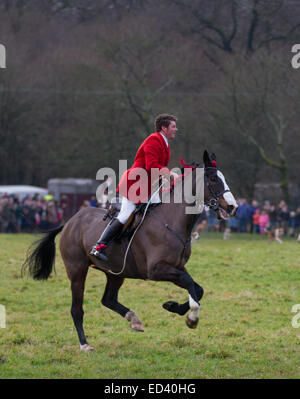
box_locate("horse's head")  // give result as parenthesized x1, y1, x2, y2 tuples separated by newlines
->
(203, 150, 238, 220)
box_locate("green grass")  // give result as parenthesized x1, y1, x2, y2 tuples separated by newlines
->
(0, 232, 300, 379)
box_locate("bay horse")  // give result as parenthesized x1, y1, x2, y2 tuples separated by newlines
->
(23, 151, 238, 351)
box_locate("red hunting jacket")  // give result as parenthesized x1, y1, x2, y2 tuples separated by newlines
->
(117, 132, 171, 204)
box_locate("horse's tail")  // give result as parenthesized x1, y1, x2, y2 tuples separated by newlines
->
(22, 225, 64, 281)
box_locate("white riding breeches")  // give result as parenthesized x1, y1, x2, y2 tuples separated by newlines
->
(116, 192, 161, 225)
(116, 197, 136, 224)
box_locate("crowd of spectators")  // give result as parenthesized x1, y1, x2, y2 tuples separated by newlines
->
(0, 193, 64, 233)
(2, 191, 300, 240)
(205, 198, 300, 238)
(0, 193, 101, 233)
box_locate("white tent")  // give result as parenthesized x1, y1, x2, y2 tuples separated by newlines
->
(0, 185, 48, 200)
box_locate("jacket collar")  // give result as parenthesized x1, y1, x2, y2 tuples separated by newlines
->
(155, 132, 169, 152)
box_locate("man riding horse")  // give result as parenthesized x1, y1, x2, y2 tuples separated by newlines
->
(23, 113, 239, 352)
(90, 113, 179, 261)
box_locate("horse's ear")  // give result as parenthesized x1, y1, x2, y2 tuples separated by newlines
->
(203, 150, 211, 167)
(210, 153, 218, 168)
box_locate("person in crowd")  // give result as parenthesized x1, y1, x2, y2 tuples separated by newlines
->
(252, 208, 261, 234)
(236, 198, 251, 233)
(268, 204, 278, 230)
(38, 198, 49, 230)
(229, 216, 239, 232)
(263, 200, 271, 213)
(249, 200, 259, 234)
(44, 192, 54, 201)
(259, 210, 269, 234)
(0, 196, 16, 233)
(289, 211, 296, 237)
(278, 204, 290, 235)
(89, 196, 98, 208)
(207, 208, 217, 231)
(218, 218, 226, 233)
(15, 197, 24, 233)
(21, 197, 35, 232)
(6, 196, 17, 233)
(45, 200, 61, 229)
(58, 202, 68, 224)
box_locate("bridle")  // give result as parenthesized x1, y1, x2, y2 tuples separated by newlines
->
(151, 165, 232, 263)
(168, 160, 232, 212)
(204, 167, 231, 211)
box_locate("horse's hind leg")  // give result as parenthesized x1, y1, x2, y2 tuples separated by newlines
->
(163, 282, 204, 317)
(102, 274, 144, 332)
(70, 266, 94, 351)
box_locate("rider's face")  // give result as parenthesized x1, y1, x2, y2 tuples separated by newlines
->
(162, 121, 177, 140)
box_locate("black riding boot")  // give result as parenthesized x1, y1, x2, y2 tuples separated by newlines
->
(89, 218, 124, 261)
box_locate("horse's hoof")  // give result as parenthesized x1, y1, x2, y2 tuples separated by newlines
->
(185, 315, 199, 329)
(80, 344, 95, 352)
(125, 310, 144, 332)
(131, 323, 144, 332)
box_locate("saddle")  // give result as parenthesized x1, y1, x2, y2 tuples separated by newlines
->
(103, 197, 159, 238)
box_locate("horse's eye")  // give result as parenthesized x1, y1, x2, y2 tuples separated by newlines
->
(210, 176, 217, 182)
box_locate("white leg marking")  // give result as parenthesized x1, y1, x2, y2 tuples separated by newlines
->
(188, 295, 200, 321)
(80, 344, 95, 352)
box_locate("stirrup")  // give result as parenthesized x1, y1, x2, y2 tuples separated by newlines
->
(90, 244, 108, 261)
(90, 218, 124, 262)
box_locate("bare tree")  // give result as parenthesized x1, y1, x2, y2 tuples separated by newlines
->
(205, 51, 300, 202)
(167, 0, 300, 67)
(100, 16, 174, 137)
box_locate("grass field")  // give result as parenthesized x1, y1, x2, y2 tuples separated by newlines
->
(0, 232, 300, 379)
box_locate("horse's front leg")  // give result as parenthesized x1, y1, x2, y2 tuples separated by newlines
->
(101, 274, 144, 332)
(149, 264, 201, 329)
(163, 282, 204, 318)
